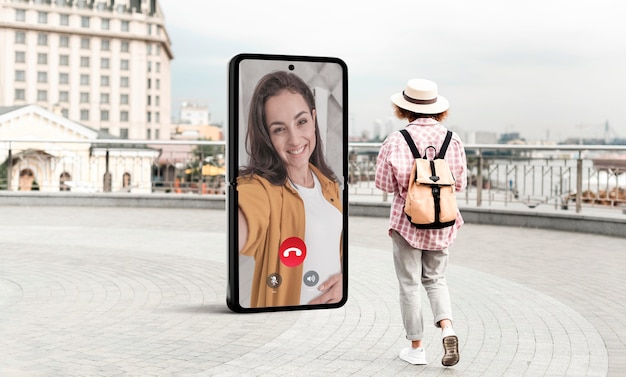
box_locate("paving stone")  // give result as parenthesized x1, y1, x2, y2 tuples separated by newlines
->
(0, 206, 623, 376)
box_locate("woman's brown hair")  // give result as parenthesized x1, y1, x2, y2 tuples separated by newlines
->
(240, 71, 337, 185)
(393, 105, 448, 123)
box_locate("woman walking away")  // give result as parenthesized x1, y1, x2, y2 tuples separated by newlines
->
(375, 78, 467, 367)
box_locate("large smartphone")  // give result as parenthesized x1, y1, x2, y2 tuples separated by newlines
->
(226, 53, 348, 313)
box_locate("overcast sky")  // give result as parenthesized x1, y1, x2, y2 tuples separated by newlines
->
(159, 0, 626, 142)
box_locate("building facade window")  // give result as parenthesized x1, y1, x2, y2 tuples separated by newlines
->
(100, 93, 109, 104)
(80, 109, 89, 121)
(101, 58, 110, 69)
(121, 41, 129, 52)
(37, 53, 48, 64)
(120, 94, 129, 104)
(37, 72, 48, 83)
(59, 73, 69, 84)
(101, 39, 110, 51)
(121, 20, 129, 32)
(80, 92, 89, 103)
(38, 33, 48, 46)
(61, 109, 69, 117)
(15, 70, 26, 82)
(59, 91, 69, 102)
(120, 111, 129, 122)
(81, 16, 90, 28)
(37, 90, 48, 101)
(120, 77, 129, 87)
(101, 18, 110, 30)
(15, 31, 26, 44)
(60, 14, 69, 26)
(100, 110, 109, 121)
(80, 37, 90, 49)
(59, 55, 69, 66)
(59, 35, 69, 47)
(15, 89, 25, 100)
(155, 112, 160, 123)
(120, 59, 129, 70)
(80, 56, 90, 67)
(80, 74, 89, 85)
(100, 75, 110, 86)
(38, 11, 48, 24)
(15, 9, 26, 22)
(120, 128, 129, 139)
(15, 51, 26, 63)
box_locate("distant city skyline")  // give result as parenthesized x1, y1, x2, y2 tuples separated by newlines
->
(160, 0, 626, 143)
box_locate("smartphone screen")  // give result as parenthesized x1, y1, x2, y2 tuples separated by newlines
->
(226, 54, 348, 312)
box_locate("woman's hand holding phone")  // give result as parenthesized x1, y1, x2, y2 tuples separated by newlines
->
(308, 273, 343, 305)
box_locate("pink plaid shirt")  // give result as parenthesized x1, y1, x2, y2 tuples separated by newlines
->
(375, 119, 467, 250)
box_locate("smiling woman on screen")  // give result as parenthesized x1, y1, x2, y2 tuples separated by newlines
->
(237, 71, 343, 308)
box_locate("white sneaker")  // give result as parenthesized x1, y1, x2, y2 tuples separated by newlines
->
(441, 327, 459, 367)
(399, 347, 427, 365)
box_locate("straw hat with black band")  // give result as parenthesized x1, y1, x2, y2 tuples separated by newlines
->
(391, 79, 449, 115)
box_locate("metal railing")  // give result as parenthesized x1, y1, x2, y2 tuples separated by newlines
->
(2, 139, 626, 214)
(349, 143, 626, 214)
(0, 139, 225, 195)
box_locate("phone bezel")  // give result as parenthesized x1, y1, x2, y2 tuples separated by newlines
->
(226, 53, 348, 313)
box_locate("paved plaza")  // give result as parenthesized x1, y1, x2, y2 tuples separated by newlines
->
(0, 205, 624, 376)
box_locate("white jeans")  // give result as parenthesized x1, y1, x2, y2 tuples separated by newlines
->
(391, 231, 453, 341)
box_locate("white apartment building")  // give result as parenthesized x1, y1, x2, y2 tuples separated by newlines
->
(0, 0, 173, 140)
(179, 101, 209, 126)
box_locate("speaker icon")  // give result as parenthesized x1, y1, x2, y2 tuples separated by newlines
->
(303, 271, 319, 287)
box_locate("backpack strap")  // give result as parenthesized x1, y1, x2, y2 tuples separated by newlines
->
(437, 131, 453, 159)
(401, 129, 454, 159)
(399, 129, 421, 159)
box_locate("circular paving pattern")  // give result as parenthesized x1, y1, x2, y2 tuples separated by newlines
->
(0, 206, 620, 376)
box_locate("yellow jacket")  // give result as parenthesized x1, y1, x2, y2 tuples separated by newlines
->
(237, 164, 342, 308)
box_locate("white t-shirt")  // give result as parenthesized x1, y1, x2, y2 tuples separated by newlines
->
(293, 173, 342, 305)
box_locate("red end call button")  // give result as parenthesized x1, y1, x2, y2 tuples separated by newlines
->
(279, 237, 307, 267)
